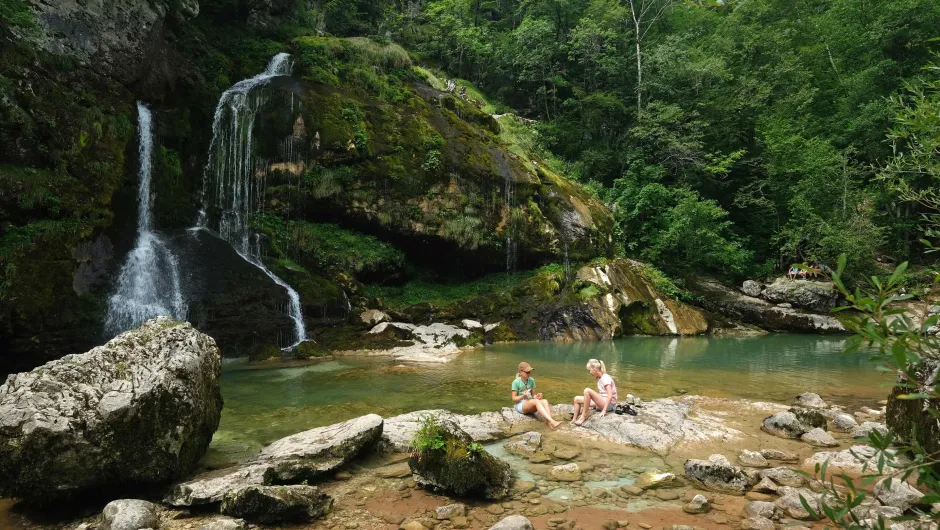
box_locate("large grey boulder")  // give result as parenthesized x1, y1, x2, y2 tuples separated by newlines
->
(761, 278, 841, 313)
(165, 414, 383, 507)
(220, 485, 332, 524)
(101, 499, 160, 530)
(0, 318, 222, 503)
(488, 516, 534, 530)
(683, 454, 750, 495)
(829, 412, 859, 432)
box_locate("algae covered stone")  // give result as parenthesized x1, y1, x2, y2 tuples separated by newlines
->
(683, 454, 749, 495)
(0, 317, 223, 503)
(408, 417, 511, 499)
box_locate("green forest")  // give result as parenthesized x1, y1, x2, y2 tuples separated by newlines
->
(284, 0, 940, 282)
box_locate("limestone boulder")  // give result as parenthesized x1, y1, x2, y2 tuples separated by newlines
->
(761, 411, 806, 439)
(0, 318, 222, 503)
(220, 485, 332, 524)
(101, 499, 160, 530)
(744, 500, 776, 519)
(759, 467, 806, 488)
(360, 309, 390, 326)
(683, 454, 750, 495)
(741, 517, 775, 530)
(829, 412, 859, 433)
(761, 278, 841, 313)
(775, 487, 822, 520)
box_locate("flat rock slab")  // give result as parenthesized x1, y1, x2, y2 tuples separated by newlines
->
(166, 414, 383, 507)
(257, 413, 383, 482)
(0, 317, 223, 503)
(380, 410, 505, 452)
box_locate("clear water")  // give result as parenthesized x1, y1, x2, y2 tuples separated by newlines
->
(206, 334, 892, 466)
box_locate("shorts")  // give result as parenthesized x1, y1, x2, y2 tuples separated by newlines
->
(595, 402, 615, 412)
(515, 400, 525, 413)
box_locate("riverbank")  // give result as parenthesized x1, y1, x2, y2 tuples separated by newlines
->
(0, 392, 900, 530)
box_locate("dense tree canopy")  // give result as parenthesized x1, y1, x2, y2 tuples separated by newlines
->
(298, 0, 940, 281)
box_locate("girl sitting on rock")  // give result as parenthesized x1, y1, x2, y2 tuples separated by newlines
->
(572, 359, 618, 426)
(511, 361, 562, 428)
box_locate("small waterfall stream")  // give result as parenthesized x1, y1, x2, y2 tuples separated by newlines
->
(194, 53, 308, 348)
(105, 102, 187, 335)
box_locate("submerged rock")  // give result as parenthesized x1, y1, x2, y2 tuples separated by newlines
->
(635, 471, 680, 489)
(759, 448, 798, 462)
(409, 418, 511, 499)
(220, 485, 332, 523)
(683, 455, 750, 495)
(0, 318, 223, 503)
(549, 463, 582, 482)
(101, 499, 160, 530)
(488, 516, 534, 530)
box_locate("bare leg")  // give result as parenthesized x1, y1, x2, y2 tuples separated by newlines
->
(572, 396, 584, 424)
(535, 398, 560, 428)
(576, 388, 605, 424)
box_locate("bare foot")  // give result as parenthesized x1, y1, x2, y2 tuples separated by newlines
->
(548, 420, 561, 429)
(573, 418, 586, 427)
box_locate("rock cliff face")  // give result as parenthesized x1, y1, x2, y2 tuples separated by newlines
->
(0, 317, 222, 504)
(22, 0, 197, 88)
(758, 279, 842, 313)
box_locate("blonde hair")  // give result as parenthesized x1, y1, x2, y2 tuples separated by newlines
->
(586, 359, 606, 374)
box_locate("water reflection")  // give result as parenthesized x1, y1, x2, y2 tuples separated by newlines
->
(210, 334, 887, 466)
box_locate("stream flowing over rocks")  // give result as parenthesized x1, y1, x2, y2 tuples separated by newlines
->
(0, 317, 222, 503)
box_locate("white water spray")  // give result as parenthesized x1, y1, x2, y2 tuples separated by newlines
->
(105, 102, 187, 335)
(195, 53, 307, 348)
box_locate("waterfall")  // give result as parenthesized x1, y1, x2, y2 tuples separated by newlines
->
(504, 176, 517, 273)
(194, 53, 308, 348)
(105, 102, 187, 335)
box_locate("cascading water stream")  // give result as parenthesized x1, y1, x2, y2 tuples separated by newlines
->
(194, 53, 308, 348)
(105, 102, 187, 335)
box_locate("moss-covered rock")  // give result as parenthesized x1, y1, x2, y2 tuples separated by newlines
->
(408, 416, 512, 499)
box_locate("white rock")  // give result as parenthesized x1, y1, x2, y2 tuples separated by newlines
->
(461, 319, 483, 330)
(742, 280, 762, 297)
(484, 322, 502, 332)
(488, 516, 534, 530)
(739, 450, 770, 468)
(874, 478, 924, 512)
(801, 427, 839, 447)
(683, 494, 710, 514)
(829, 412, 859, 432)
(740, 517, 775, 530)
(852, 422, 888, 438)
(550, 463, 582, 482)
(775, 486, 821, 520)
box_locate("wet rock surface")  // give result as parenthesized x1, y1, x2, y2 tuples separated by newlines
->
(219, 485, 332, 523)
(0, 318, 223, 503)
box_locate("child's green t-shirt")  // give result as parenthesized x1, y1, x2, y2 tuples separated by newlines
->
(511, 376, 535, 398)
